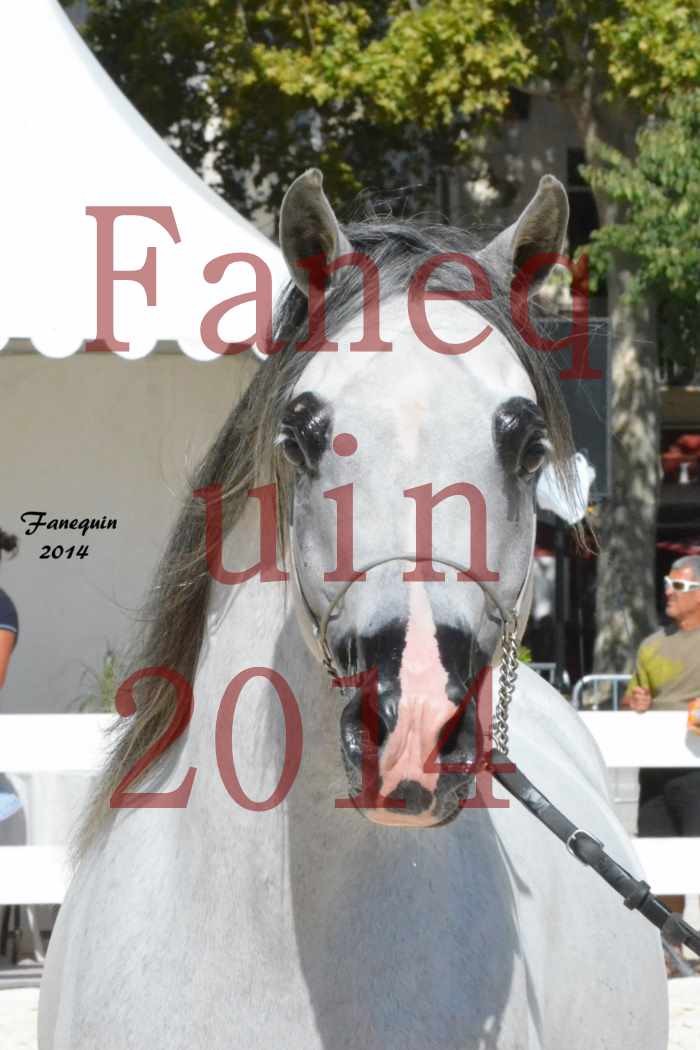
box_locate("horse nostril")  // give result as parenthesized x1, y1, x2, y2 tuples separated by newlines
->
(340, 686, 394, 761)
(436, 689, 478, 760)
(437, 709, 462, 757)
(372, 680, 398, 746)
(340, 695, 366, 766)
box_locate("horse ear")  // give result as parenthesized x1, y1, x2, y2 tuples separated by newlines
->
(478, 175, 569, 286)
(279, 169, 351, 295)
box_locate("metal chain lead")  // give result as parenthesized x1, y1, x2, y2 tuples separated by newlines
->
(493, 616, 519, 757)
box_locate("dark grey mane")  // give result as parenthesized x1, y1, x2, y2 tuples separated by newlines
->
(75, 218, 576, 859)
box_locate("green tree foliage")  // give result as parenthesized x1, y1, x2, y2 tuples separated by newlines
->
(71, 1, 535, 216)
(70, 1, 700, 218)
(597, 2, 700, 105)
(584, 93, 700, 369)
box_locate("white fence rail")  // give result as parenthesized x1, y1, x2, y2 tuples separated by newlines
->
(0, 713, 112, 963)
(0, 713, 113, 774)
(1, 712, 699, 911)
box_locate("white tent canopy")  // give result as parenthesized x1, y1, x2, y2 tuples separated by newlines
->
(0, 0, 288, 359)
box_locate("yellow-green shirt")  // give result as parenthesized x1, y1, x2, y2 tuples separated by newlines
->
(625, 625, 700, 711)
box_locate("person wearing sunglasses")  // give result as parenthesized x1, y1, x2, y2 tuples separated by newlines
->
(622, 555, 700, 924)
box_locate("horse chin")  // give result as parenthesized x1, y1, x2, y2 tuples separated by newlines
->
(362, 807, 446, 829)
(343, 781, 466, 829)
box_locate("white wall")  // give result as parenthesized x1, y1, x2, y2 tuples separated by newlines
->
(0, 351, 257, 713)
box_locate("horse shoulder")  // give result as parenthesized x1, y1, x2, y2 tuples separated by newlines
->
(512, 662, 611, 799)
(504, 662, 647, 871)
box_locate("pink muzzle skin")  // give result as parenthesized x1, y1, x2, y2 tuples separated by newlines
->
(377, 583, 453, 800)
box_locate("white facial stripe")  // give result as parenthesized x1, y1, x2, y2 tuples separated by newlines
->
(376, 583, 452, 796)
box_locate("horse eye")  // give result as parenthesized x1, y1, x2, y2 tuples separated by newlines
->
(521, 440, 548, 476)
(279, 436, 307, 469)
(279, 392, 332, 474)
(493, 396, 548, 480)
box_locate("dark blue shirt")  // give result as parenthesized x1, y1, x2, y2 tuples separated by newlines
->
(0, 589, 18, 646)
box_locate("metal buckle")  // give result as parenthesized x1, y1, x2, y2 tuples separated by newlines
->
(566, 829, 603, 865)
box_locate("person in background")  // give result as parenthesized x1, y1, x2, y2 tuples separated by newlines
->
(0, 527, 19, 687)
(0, 526, 20, 824)
(623, 554, 700, 921)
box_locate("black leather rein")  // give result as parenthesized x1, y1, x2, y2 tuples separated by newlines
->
(490, 751, 700, 959)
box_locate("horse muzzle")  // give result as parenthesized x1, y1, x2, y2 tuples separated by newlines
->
(338, 642, 486, 828)
(290, 547, 521, 826)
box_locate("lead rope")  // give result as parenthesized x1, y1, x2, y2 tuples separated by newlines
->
(490, 751, 700, 960)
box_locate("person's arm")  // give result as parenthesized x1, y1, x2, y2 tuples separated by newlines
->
(621, 647, 653, 713)
(0, 629, 15, 688)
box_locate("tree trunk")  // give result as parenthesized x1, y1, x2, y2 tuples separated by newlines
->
(592, 259, 660, 671)
(578, 107, 661, 672)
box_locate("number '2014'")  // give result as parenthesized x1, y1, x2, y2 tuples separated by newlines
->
(40, 544, 89, 559)
(109, 665, 507, 812)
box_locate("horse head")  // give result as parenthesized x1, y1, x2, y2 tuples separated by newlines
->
(272, 169, 572, 827)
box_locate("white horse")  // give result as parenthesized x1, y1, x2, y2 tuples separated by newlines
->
(39, 171, 667, 1050)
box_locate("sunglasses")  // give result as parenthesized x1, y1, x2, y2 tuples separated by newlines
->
(664, 576, 700, 593)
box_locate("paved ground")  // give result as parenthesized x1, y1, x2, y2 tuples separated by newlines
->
(2, 979, 699, 1049)
(668, 976, 700, 1050)
(0, 988, 38, 1050)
